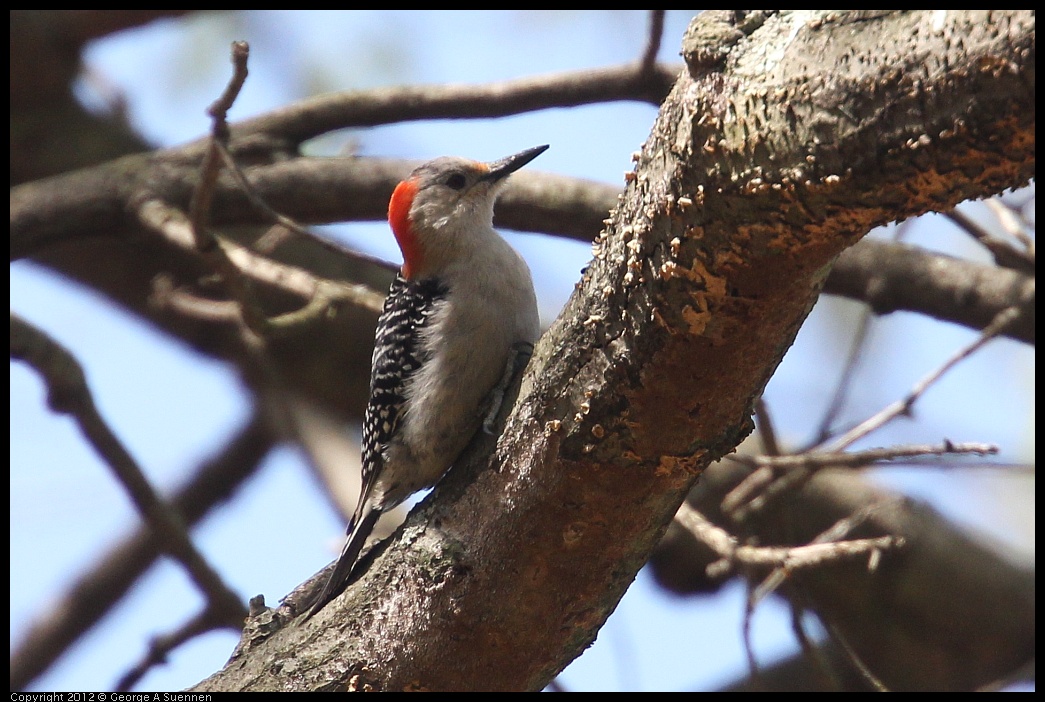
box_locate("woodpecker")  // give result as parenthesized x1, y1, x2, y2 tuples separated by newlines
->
(307, 145, 547, 618)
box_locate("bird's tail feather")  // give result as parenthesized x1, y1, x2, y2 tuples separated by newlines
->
(304, 506, 381, 619)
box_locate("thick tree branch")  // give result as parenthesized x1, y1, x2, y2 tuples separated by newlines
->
(9, 155, 607, 261)
(190, 10, 1034, 692)
(230, 62, 678, 150)
(12, 159, 1033, 347)
(826, 239, 1035, 344)
(10, 10, 1033, 692)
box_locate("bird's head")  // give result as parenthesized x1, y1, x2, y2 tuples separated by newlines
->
(388, 145, 548, 279)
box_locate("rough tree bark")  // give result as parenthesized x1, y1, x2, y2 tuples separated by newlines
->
(10, 10, 1033, 692)
(187, 10, 1033, 692)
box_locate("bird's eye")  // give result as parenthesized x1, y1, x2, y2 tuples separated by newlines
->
(445, 173, 467, 190)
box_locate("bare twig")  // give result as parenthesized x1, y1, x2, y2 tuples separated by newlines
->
(730, 441, 998, 472)
(810, 301, 873, 446)
(660, 460, 1035, 691)
(818, 304, 1029, 453)
(173, 40, 388, 338)
(790, 605, 842, 691)
(187, 41, 275, 337)
(189, 41, 249, 248)
(137, 198, 384, 318)
(674, 503, 903, 584)
(208, 40, 250, 126)
(675, 500, 902, 690)
(749, 502, 898, 605)
(722, 441, 997, 520)
(639, 11, 667, 74)
(813, 221, 914, 445)
(716, 536, 902, 581)
(754, 397, 780, 456)
(10, 314, 246, 628)
(173, 44, 371, 515)
(212, 140, 396, 273)
(10, 413, 274, 692)
(232, 62, 680, 147)
(115, 606, 230, 691)
(115, 613, 210, 691)
(742, 580, 763, 688)
(946, 209, 1035, 275)
(823, 619, 889, 692)
(984, 198, 1035, 257)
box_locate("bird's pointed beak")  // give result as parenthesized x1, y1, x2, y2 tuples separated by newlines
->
(483, 144, 549, 183)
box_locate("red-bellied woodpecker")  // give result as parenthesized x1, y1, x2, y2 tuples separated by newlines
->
(306, 145, 547, 618)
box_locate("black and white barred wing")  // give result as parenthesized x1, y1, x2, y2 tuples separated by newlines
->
(358, 273, 448, 510)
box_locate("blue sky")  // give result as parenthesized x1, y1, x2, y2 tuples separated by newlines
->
(11, 11, 1034, 692)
